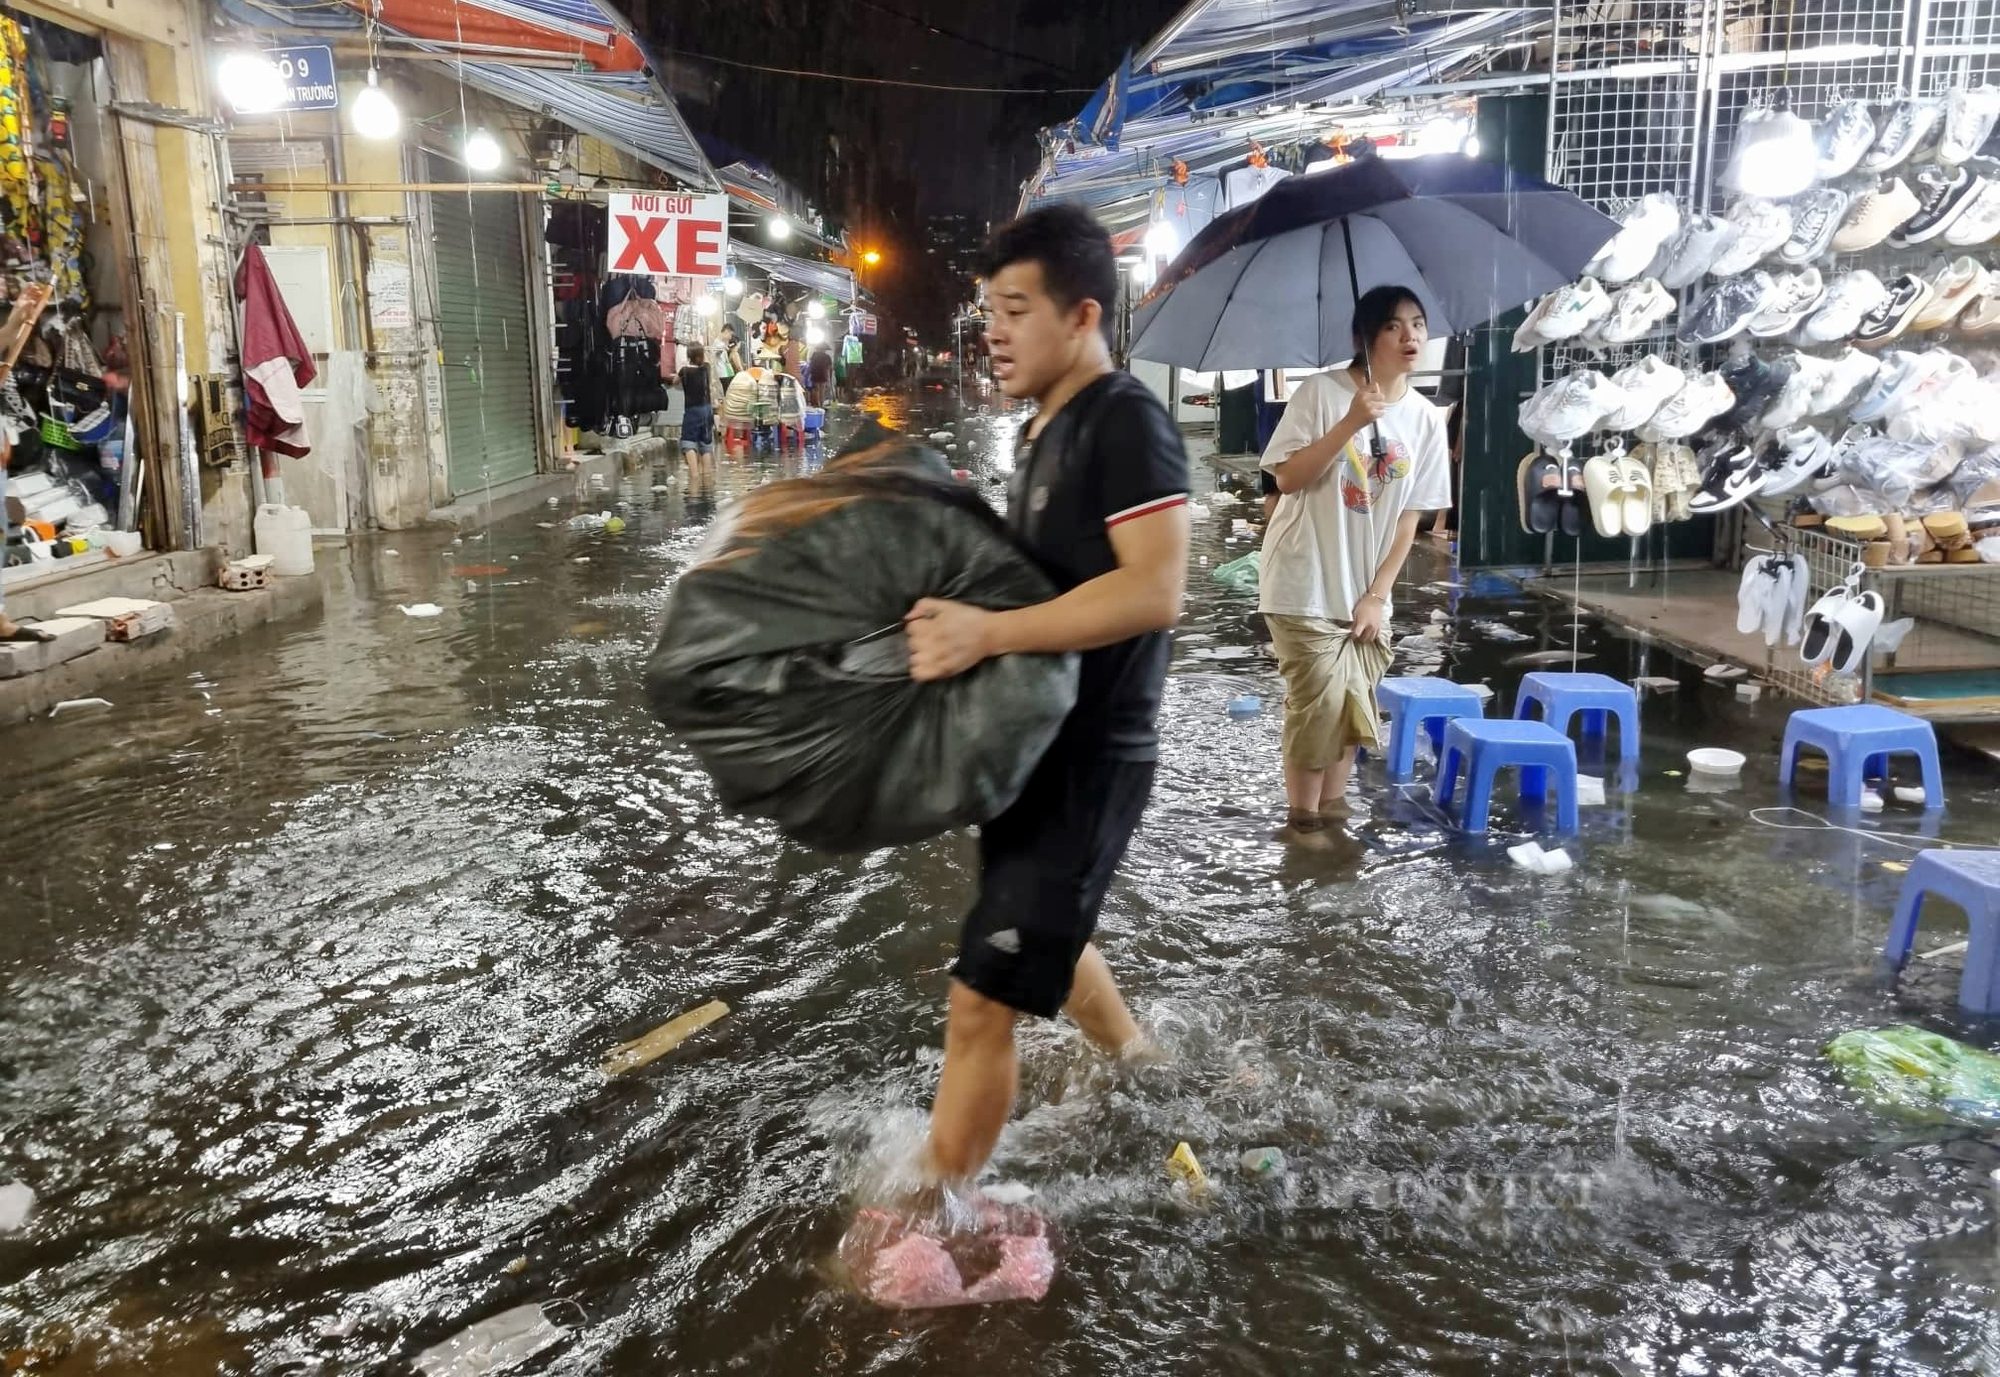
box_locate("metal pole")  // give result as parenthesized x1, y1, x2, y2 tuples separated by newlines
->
(1339, 215, 1384, 461)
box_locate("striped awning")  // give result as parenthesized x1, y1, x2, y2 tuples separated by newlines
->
(728, 241, 856, 303)
(453, 62, 715, 188)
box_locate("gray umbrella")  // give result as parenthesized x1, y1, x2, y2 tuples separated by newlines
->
(1130, 153, 1620, 372)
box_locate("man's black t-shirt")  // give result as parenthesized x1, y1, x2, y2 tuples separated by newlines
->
(1007, 371, 1189, 762)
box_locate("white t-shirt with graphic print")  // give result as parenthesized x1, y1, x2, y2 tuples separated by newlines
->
(1257, 369, 1453, 623)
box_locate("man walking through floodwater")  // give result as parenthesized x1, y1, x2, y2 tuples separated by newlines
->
(902, 204, 1191, 1191)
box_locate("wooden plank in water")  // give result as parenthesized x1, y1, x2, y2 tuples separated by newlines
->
(601, 1000, 730, 1077)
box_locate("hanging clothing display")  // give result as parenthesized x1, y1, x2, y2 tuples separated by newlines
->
(234, 243, 315, 458)
(1223, 163, 1289, 211)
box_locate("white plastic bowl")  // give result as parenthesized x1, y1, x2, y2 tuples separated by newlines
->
(1687, 747, 1747, 777)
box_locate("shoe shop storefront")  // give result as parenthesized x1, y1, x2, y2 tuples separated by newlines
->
(1459, 0, 2000, 719)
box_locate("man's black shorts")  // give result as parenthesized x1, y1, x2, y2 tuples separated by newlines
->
(953, 752, 1156, 1018)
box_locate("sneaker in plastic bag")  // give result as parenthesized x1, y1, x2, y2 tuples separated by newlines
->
(1643, 371, 1733, 440)
(1943, 176, 2000, 246)
(1605, 355, 1686, 431)
(1688, 438, 1766, 513)
(1655, 214, 1733, 291)
(1680, 272, 1777, 344)
(1800, 269, 1890, 343)
(1709, 200, 1794, 276)
(1720, 353, 1794, 431)
(1889, 163, 1981, 246)
(1860, 99, 1942, 172)
(1593, 278, 1677, 344)
(1748, 268, 1826, 337)
(1760, 353, 1832, 430)
(1849, 350, 1925, 422)
(1808, 347, 1881, 415)
(1815, 98, 1876, 179)
(1513, 276, 1612, 350)
(1587, 193, 1683, 285)
(1910, 256, 1991, 331)
(1938, 86, 2000, 165)
(1523, 370, 1628, 445)
(1720, 107, 1816, 198)
(1853, 273, 1937, 349)
(1761, 425, 1836, 497)
(1778, 188, 1851, 264)
(1830, 179, 1921, 253)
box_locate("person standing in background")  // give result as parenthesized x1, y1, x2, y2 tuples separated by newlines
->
(712, 325, 742, 386)
(1258, 286, 1451, 842)
(675, 342, 714, 487)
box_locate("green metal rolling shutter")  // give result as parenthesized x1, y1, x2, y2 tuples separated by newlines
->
(429, 165, 540, 495)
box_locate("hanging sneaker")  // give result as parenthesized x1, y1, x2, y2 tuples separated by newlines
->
(1910, 256, 1991, 331)
(1830, 179, 1922, 253)
(1680, 272, 1777, 344)
(1720, 352, 1794, 430)
(1938, 86, 2000, 164)
(1688, 438, 1767, 513)
(1800, 269, 1890, 343)
(1720, 106, 1817, 198)
(1604, 355, 1686, 430)
(1748, 268, 1827, 337)
(1860, 99, 1942, 172)
(1761, 353, 1832, 430)
(1709, 199, 1795, 276)
(1853, 273, 1938, 349)
(1587, 193, 1684, 285)
(1778, 187, 1852, 264)
(1959, 291, 2000, 336)
(1889, 163, 1982, 246)
(1816, 97, 1877, 179)
(1512, 276, 1612, 349)
(1849, 351, 1926, 422)
(1943, 176, 2000, 246)
(1594, 278, 1678, 344)
(1655, 214, 1734, 290)
(1521, 370, 1628, 445)
(1808, 347, 1881, 415)
(1644, 372, 1734, 440)
(1761, 425, 1836, 496)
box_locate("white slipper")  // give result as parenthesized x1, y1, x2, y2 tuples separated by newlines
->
(1616, 456, 1654, 536)
(1799, 585, 1852, 665)
(1737, 555, 1772, 634)
(1583, 456, 1623, 537)
(1830, 588, 1886, 674)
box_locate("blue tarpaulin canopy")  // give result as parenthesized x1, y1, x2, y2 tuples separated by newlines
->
(449, 62, 714, 189)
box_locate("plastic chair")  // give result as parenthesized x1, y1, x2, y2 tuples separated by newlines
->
(1880, 848, 2000, 1013)
(1513, 671, 1640, 762)
(1779, 704, 1944, 810)
(1435, 718, 1580, 835)
(1376, 676, 1487, 781)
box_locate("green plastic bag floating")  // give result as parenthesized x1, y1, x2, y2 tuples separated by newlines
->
(1825, 1025, 2000, 1129)
(1212, 551, 1260, 593)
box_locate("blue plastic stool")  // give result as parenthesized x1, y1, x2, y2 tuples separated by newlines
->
(1513, 671, 1640, 762)
(1881, 848, 2000, 1013)
(803, 407, 826, 437)
(1435, 718, 1580, 835)
(1779, 704, 1944, 810)
(1377, 676, 1487, 781)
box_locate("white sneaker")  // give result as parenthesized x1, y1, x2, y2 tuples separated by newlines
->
(1721, 107, 1816, 198)
(1761, 425, 1836, 496)
(1860, 99, 1943, 172)
(1748, 268, 1827, 337)
(1808, 347, 1881, 415)
(1760, 353, 1832, 430)
(1910, 255, 1991, 331)
(1522, 370, 1629, 446)
(1587, 193, 1684, 285)
(1593, 278, 1677, 344)
(1848, 350, 1929, 422)
(1779, 188, 1852, 264)
(1604, 355, 1686, 430)
(1708, 199, 1794, 277)
(1938, 86, 2000, 164)
(1655, 214, 1733, 290)
(1644, 371, 1735, 440)
(1799, 270, 1889, 343)
(1514, 276, 1612, 349)
(1816, 97, 1877, 179)
(1944, 176, 2000, 246)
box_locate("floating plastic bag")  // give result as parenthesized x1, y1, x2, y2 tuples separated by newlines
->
(1211, 551, 1260, 592)
(413, 1304, 567, 1377)
(645, 437, 1078, 852)
(1825, 1025, 2000, 1129)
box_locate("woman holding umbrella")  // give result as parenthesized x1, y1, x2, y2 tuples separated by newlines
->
(1259, 285, 1452, 840)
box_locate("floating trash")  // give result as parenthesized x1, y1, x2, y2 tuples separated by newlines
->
(1239, 1147, 1286, 1177)
(398, 604, 443, 618)
(413, 1303, 568, 1377)
(601, 999, 730, 1077)
(1167, 1142, 1209, 1197)
(1226, 695, 1262, 719)
(451, 564, 509, 577)
(0, 1181, 33, 1232)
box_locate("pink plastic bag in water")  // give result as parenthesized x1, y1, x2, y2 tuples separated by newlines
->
(839, 1203, 1056, 1309)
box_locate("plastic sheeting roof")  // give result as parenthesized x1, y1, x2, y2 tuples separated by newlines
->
(451, 62, 715, 188)
(728, 241, 856, 303)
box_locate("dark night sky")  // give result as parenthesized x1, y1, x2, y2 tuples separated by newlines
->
(641, 0, 1190, 223)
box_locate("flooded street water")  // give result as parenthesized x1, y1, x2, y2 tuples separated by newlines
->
(7, 387, 2000, 1375)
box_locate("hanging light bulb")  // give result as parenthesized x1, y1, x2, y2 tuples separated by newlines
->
(698, 292, 721, 316)
(807, 299, 826, 320)
(218, 52, 287, 115)
(724, 277, 744, 298)
(768, 216, 792, 240)
(1464, 133, 1482, 159)
(1144, 221, 1179, 262)
(806, 324, 826, 346)
(351, 68, 399, 140)
(464, 128, 504, 174)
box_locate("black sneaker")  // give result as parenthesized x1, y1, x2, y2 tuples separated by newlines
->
(1678, 272, 1776, 344)
(1852, 272, 1936, 347)
(1717, 353, 1789, 430)
(1890, 163, 1980, 245)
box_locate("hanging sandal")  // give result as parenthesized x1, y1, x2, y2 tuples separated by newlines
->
(1830, 587, 1887, 674)
(1800, 561, 1865, 666)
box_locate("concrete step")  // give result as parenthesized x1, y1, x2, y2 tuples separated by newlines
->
(4, 549, 215, 623)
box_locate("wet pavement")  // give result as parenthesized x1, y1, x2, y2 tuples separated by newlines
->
(5, 386, 2000, 1374)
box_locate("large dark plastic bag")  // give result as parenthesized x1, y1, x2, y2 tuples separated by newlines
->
(645, 436, 1079, 851)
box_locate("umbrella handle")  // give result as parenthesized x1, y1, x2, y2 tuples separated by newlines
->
(1340, 214, 1388, 463)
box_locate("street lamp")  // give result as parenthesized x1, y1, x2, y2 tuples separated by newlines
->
(768, 215, 791, 241)
(861, 249, 881, 266)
